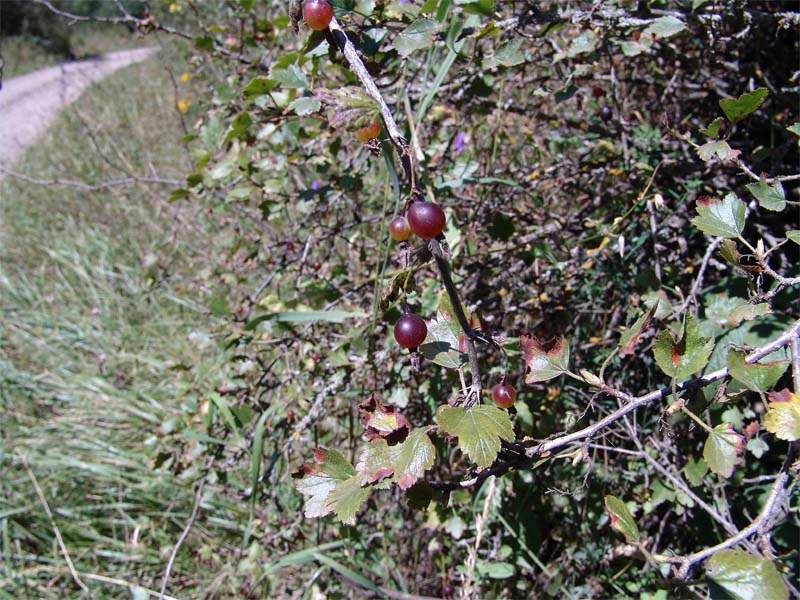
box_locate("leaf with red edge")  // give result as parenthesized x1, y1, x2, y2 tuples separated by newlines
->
(356, 439, 400, 485)
(521, 333, 570, 383)
(393, 427, 436, 490)
(604, 495, 640, 543)
(691, 193, 746, 238)
(764, 389, 800, 441)
(726, 349, 788, 394)
(618, 305, 657, 357)
(653, 313, 714, 380)
(703, 423, 744, 478)
(293, 448, 355, 518)
(359, 394, 411, 445)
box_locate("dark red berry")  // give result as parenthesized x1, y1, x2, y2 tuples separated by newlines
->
(303, 0, 333, 31)
(407, 201, 446, 239)
(394, 314, 427, 349)
(492, 383, 516, 408)
(310, 260, 321, 271)
(286, 241, 295, 252)
(287, 410, 295, 421)
(592, 86, 605, 98)
(389, 215, 412, 241)
(600, 105, 612, 122)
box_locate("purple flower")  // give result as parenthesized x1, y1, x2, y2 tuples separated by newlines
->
(454, 132, 465, 154)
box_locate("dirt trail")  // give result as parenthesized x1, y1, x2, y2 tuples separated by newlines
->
(0, 47, 159, 176)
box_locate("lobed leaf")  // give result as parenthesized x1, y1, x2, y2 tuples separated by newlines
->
(393, 428, 436, 490)
(521, 333, 570, 383)
(437, 405, 514, 468)
(719, 88, 768, 124)
(653, 313, 714, 380)
(703, 423, 744, 478)
(691, 193, 746, 238)
(746, 180, 786, 212)
(764, 389, 800, 441)
(726, 349, 788, 394)
(419, 311, 466, 369)
(326, 475, 370, 525)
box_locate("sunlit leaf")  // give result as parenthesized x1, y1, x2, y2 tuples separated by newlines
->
(726, 349, 788, 394)
(703, 423, 744, 478)
(521, 334, 570, 383)
(726, 302, 771, 327)
(691, 193, 746, 238)
(653, 313, 715, 379)
(419, 311, 466, 369)
(604, 495, 640, 543)
(764, 389, 800, 441)
(787, 231, 800, 245)
(745, 180, 786, 212)
(699, 116, 724, 139)
(394, 19, 438, 57)
(288, 96, 322, 116)
(437, 405, 514, 468)
(393, 427, 436, 490)
(644, 16, 686, 38)
(696, 141, 739, 163)
(719, 88, 768, 124)
(326, 475, 370, 525)
(618, 305, 657, 357)
(705, 549, 788, 600)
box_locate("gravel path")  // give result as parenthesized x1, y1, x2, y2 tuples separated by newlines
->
(0, 47, 159, 175)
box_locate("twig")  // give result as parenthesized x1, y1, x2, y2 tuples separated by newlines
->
(158, 474, 208, 600)
(22, 458, 89, 593)
(678, 237, 722, 314)
(0, 167, 182, 190)
(429, 318, 800, 489)
(655, 443, 799, 580)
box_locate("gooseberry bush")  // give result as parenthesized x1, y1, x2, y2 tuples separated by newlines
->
(49, 0, 800, 597)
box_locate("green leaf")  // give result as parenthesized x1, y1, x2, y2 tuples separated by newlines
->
(787, 122, 800, 137)
(223, 112, 252, 143)
(194, 36, 214, 51)
(705, 549, 789, 600)
(326, 475, 370, 525)
(745, 180, 786, 212)
(481, 561, 515, 579)
(394, 19, 438, 57)
(566, 31, 598, 57)
(244, 310, 366, 330)
(703, 423, 744, 478)
(272, 65, 307, 89)
(168, 188, 189, 202)
(604, 495, 640, 543)
(393, 428, 436, 490)
(719, 88, 769, 124)
(691, 193, 747, 238)
(644, 16, 686, 38)
(419, 311, 466, 369)
(521, 334, 570, 383)
(696, 140, 739, 163)
(288, 96, 322, 116)
(485, 39, 526, 68)
(699, 117, 725, 139)
(684, 457, 708, 486)
(764, 390, 800, 441)
(618, 305, 657, 357)
(727, 302, 771, 327)
(294, 448, 356, 519)
(437, 405, 514, 468)
(787, 231, 800, 245)
(653, 313, 715, 379)
(746, 437, 768, 459)
(726, 349, 788, 394)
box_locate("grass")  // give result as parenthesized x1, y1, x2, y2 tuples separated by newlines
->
(0, 41, 251, 598)
(2, 22, 148, 79)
